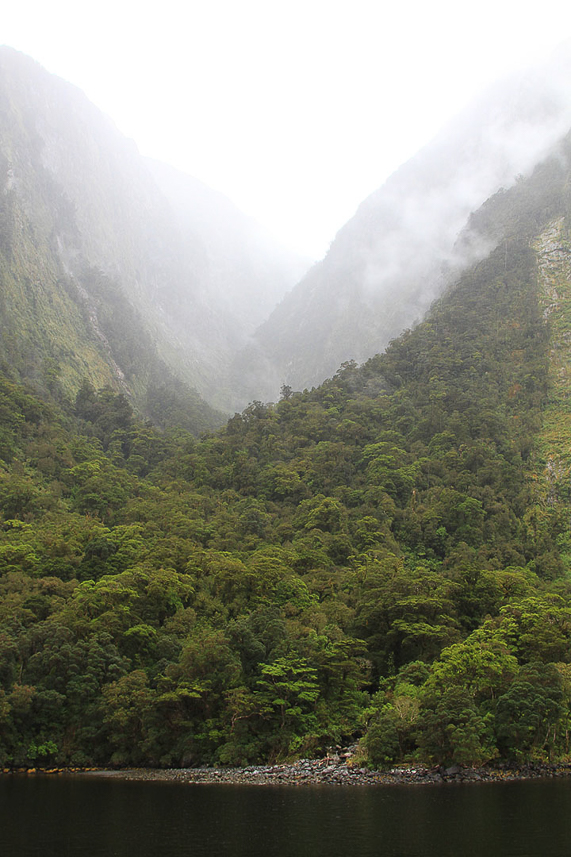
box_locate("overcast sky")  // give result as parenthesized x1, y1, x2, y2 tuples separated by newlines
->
(4, 1, 571, 258)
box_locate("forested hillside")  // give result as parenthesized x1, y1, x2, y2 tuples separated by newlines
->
(2, 135, 571, 770)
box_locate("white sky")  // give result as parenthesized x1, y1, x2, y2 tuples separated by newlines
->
(4, 0, 571, 258)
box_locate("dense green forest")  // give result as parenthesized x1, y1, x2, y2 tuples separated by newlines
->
(3, 171, 571, 771)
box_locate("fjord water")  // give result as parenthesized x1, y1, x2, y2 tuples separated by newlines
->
(2, 775, 571, 857)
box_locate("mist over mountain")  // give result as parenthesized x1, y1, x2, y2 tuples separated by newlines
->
(4, 42, 571, 422)
(145, 159, 310, 337)
(242, 44, 571, 401)
(0, 46, 308, 420)
(6, 39, 571, 772)
(3, 100, 571, 769)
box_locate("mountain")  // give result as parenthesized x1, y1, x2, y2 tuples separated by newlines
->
(243, 45, 571, 400)
(5, 43, 571, 771)
(2, 116, 571, 769)
(0, 46, 308, 421)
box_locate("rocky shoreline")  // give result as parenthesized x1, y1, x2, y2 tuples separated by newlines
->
(81, 757, 571, 787)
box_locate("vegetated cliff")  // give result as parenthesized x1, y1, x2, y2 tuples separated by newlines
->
(241, 45, 571, 402)
(0, 47, 308, 420)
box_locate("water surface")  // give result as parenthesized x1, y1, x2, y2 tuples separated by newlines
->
(1, 773, 569, 856)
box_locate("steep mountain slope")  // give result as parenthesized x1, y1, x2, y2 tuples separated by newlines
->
(245, 46, 571, 400)
(0, 47, 307, 418)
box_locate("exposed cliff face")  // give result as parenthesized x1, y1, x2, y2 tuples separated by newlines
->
(0, 47, 308, 417)
(533, 217, 571, 504)
(244, 48, 571, 401)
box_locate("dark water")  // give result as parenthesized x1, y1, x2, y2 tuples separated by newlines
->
(1, 774, 570, 857)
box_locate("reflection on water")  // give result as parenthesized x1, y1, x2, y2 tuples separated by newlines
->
(1, 773, 570, 857)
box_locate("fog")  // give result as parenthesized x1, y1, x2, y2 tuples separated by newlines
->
(240, 45, 571, 402)
(4, 28, 571, 412)
(6, 2, 571, 259)
(359, 46, 571, 306)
